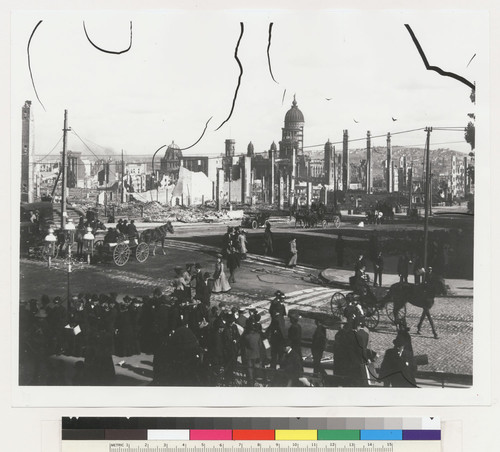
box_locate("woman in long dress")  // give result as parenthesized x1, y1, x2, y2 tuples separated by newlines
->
(212, 254, 231, 293)
(287, 238, 298, 267)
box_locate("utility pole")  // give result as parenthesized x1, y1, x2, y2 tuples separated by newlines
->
(61, 110, 69, 229)
(121, 149, 124, 203)
(423, 127, 432, 273)
(408, 167, 413, 212)
(228, 162, 232, 209)
(333, 145, 337, 208)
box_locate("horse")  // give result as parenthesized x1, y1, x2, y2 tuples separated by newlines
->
(140, 221, 175, 256)
(75, 219, 106, 256)
(385, 277, 447, 339)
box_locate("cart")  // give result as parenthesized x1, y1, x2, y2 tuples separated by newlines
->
(94, 236, 150, 266)
(329, 277, 406, 330)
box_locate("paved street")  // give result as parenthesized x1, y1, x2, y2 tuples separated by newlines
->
(19, 228, 473, 385)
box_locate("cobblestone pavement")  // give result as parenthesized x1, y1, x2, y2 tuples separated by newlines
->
(19, 240, 472, 380)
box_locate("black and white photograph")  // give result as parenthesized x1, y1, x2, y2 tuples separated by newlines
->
(10, 7, 490, 406)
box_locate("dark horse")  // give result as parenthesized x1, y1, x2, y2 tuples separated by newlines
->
(386, 277, 447, 339)
(75, 219, 107, 256)
(140, 221, 175, 256)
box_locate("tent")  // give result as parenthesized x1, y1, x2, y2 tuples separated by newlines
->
(171, 166, 213, 205)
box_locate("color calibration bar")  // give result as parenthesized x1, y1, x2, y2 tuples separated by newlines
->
(63, 428, 441, 441)
(61, 418, 440, 452)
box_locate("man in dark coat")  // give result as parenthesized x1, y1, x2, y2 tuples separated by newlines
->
(379, 333, 417, 387)
(311, 320, 327, 375)
(397, 252, 411, 283)
(192, 263, 204, 301)
(287, 313, 302, 359)
(126, 219, 139, 241)
(241, 323, 264, 386)
(269, 291, 287, 318)
(170, 319, 203, 386)
(373, 251, 384, 287)
(335, 233, 345, 267)
(268, 308, 287, 369)
(277, 344, 303, 387)
(46, 296, 67, 355)
(200, 272, 213, 306)
(333, 324, 351, 385)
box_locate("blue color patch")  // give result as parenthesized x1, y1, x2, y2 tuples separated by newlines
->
(360, 430, 403, 440)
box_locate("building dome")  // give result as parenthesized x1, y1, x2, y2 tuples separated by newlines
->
(247, 141, 254, 156)
(324, 139, 333, 150)
(270, 141, 277, 151)
(284, 95, 304, 124)
(164, 141, 182, 160)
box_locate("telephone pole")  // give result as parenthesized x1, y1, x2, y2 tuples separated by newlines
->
(60, 110, 70, 229)
(121, 149, 125, 203)
(423, 126, 432, 273)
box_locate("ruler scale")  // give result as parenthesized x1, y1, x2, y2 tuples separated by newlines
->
(61, 441, 440, 452)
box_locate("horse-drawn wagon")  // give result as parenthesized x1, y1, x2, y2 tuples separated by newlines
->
(293, 204, 342, 229)
(94, 236, 150, 266)
(94, 221, 174, 266)
(330, 273, 446, 337)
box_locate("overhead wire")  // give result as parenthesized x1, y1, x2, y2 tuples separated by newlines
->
(34, 135, 63, 163)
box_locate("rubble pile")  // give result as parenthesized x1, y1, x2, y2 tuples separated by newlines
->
(70, 196, 254, 224)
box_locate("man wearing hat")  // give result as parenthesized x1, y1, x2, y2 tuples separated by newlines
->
(269, 291, 287, 318)
(268, 308, 287, 370)
(311, 319, 327, 375)
(379, 331, 417, 387)
(47, 296, 67, 355)
(192, 263, 204, 301)
(287, 312, 302, 359)
(241, 322, 264, 386)
(198, 271, 212, 306)
(276, 342, 303, 387)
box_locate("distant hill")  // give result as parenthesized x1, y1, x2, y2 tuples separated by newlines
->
(306, 146, 468, 180)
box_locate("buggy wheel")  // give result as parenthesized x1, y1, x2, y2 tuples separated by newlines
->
(364, 306, 380, 330)
(41, 247, 50, 261)
(251, 219, 258, 229)
(333, 215, 341, 228)
(135, 242, 150, 263)
(321, 219, 328, 228)
(330, 292, 347, 319)
(113, 242, 130, 266)
(385, 301, 407, 324)
(297, 219, 305, 228)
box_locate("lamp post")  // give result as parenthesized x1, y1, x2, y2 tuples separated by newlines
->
(44, 228, 57, 268)
(83, 227, 95, 264)
(64, 218, 76, 302)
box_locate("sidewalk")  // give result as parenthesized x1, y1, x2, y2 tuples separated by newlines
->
(320, 267, 473, 298)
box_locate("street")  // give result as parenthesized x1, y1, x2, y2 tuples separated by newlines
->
(19, 221, 473, 386)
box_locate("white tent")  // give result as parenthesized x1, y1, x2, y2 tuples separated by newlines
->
(171, 166, 213, 205)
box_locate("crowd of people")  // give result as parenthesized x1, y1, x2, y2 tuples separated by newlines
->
(19, 273, 417, 387)
(19, 285, 316, 387)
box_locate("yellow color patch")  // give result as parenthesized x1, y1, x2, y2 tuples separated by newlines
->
(275, 430, 317, 440)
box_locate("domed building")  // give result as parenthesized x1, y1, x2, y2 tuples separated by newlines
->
(279, 95, 304, 160)
(160, 141, 183, 182)
(273, 95, 308, 206)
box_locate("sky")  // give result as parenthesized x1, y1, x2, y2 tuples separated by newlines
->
(11, 9, 487, 163)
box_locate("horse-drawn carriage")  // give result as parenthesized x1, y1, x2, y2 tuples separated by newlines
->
(94, 236, 150, 266)
(94, 221, 174, 266)
(330, 273, 446, 335)
(293, 203, 342, 229)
